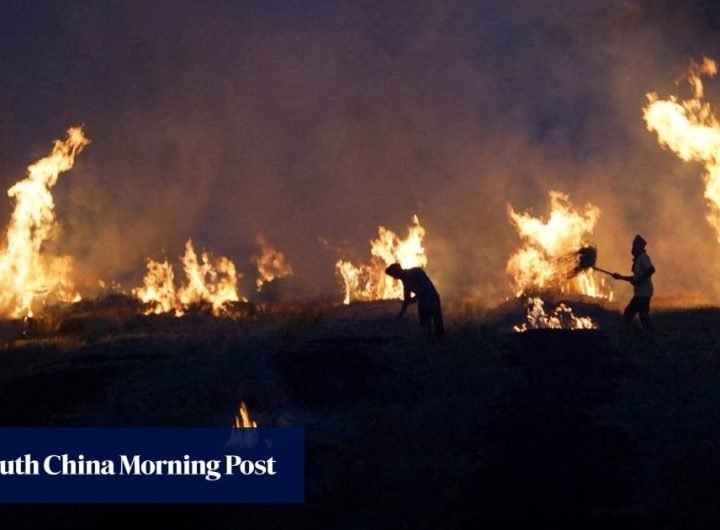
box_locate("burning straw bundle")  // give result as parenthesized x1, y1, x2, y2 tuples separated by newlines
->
(562, 245, 613, 279)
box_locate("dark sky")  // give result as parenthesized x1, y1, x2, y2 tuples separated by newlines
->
(1, 1, 720, 302)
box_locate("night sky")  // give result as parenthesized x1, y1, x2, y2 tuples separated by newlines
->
(1, 1, 720, 302)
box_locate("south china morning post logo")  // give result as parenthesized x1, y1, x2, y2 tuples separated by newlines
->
(0, 452, 277, 482)
(0, 428, 304, 503)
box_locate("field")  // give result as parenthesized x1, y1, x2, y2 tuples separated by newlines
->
(0, 296, 719, 529)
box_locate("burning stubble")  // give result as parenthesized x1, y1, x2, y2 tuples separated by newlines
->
(506, 190, 612, 301)
(133, 239, 244, 316)
(336, 215, 427, 305)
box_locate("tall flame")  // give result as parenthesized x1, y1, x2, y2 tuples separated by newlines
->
(507, 191, 612, 300)
(336, 214, 427, 304)
(643, 57, 720, 239)
(134, 239, 244, 316)
(0, 127, 88, 317)
(252, 234, 294, 291)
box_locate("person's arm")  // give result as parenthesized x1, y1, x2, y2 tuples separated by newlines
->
(612, 256, 655, 284)
(397, 285, 416, 319)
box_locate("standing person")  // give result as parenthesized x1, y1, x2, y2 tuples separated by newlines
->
(385, 263, 445, 339)
(612, 234, 656, 329)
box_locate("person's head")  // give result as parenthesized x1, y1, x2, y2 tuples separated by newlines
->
(632, 234, 647, 257)
(385, 263, 404, 279)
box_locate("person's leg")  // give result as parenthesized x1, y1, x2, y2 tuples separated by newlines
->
(418, 298, 432, 336)
(624, 297, 640, 324)
(433, 297, 445, 339)
(638, 297, 652, 329)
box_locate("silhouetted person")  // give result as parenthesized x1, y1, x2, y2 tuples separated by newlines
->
(612, 234, 655, 329)
(385, 263, 445, 339)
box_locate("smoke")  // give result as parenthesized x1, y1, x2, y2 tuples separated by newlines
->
(1, 0, 720, 305)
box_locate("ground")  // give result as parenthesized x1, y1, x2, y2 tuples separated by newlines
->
(0, 296, 719, 529)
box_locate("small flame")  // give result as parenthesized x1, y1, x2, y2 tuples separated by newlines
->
(644, 57, 720, 240)
(336, 214, 427, 304)
(233, 401, 258, 429)
(252, 234, 294, 291)
(133, 239, 244, 316)
(0, 127, 88, 317)
(513, 296, 597, 332)
(98, 278, 124, 294)
(507, 191, 612, 300)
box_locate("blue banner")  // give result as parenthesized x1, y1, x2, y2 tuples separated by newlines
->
(0, 428, 304, 503)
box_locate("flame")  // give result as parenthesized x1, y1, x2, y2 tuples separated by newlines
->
(336, 214, 427, 304)
(232, 401, 258, 429)
(0, 127, 88, 317)
(643, 57, 720, 239)
(227, 401, 259, 449)
(133, 239, 244, 316)
(98, 278, 124, 294)
(135, 258, 177, 315)
(507, 191, 612, 300)
(252, 234, 294, 291)
(178, 240, 240, 314)
(513, 296, 597, 332)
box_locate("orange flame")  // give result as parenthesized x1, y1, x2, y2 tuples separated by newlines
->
(232, 401, 258, 429)
(134, 239, 244, 316)
(336, 214, 427, 304)
(252, 234, 294, 291)
(507, 191, 612, 300)
(0, 127, 88, 317)
(643, 57, 720, 239)
(513, 296, 597, 332)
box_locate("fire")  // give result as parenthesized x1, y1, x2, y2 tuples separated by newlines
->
(252, 234, 294, 291)
(134, 259, 176, 314)
(228, 401, 259, 448)
(507, 191, 612, 300)
(233, 401, 258, 429)
(513, 297, 597, 332)
(134, 239, 244, 316)
(336, 214, 427, 304)
(0, 127, 88, 318)
(643, 57, 720, 239)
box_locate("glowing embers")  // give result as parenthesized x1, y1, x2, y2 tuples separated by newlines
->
(0, 127, 88, 317)
(644, 57, 720, 240)
(513, 296, 596, 333)
(336, 214, 427, 304)
(134, 239, 244, 316)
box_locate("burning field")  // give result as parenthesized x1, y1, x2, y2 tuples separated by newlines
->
(0, 116, 720, 527)
(6, 1, 720, 527)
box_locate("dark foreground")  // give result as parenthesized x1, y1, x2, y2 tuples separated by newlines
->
(0, 299, 719, 529)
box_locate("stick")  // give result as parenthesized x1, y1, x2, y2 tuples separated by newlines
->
(593, 266, 614, 276)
